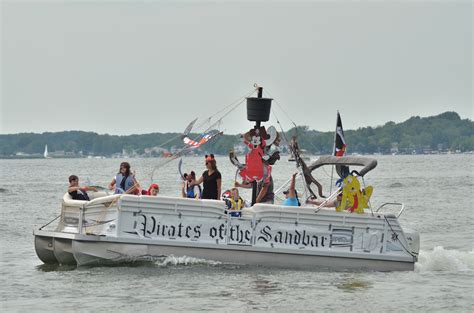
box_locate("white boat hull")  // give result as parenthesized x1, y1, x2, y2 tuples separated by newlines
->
(34, 194, 419, 271)
(35, 233, 414, 271)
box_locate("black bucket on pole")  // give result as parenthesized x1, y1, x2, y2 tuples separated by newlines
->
(246, 87, 273, 205)
(246, 97, 273, 122)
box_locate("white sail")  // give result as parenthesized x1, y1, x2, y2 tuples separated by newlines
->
(44, 144, 48, 158)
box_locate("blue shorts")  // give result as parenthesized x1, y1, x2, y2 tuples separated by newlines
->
(283, 197, 299, 206)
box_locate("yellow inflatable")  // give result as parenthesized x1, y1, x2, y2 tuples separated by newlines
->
(336, 175, 373, 214)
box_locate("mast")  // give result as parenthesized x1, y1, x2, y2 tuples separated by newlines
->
(329, 112, 338, 194)
(246, 86, 273, 205)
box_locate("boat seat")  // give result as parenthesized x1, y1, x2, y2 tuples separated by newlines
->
(89, 191, 109, 200)
(62, 193, 87, 207)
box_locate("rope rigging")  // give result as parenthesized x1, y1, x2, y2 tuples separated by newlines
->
(265, 88, 326, 201)
(149, 87, 257, 183)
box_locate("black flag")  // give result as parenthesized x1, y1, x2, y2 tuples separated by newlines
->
(334, 112, 349, 178)
(334, 112, 347, 157)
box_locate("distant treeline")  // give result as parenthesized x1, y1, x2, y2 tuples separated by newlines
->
(1, 112, 473, 157)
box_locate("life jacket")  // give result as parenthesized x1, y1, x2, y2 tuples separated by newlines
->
(186, 184, 202, 199)
(228, 197, 244, 211)
(115, 173, 135, 194)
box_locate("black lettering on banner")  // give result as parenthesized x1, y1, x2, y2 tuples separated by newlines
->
(185, 226, 192, 238)
(258, 226, 272, 242)
(210, 227, 217, 238)
(139, 214, 147, 237)
(194, 225, 201, 239)
(238, 226, 244, 243)
(218, 223, 225, 240)
(229, 226, 236, 241)
(235, 225, 241, 242)
(168, 225, 176, 237)
(229, 225, 251, 243)
(302, 231, 310, 246)
(274, 231, 282, 244)
(147, 216, 156, 235)
(244, 230, 251, 242)
(133, 214, 331, 248)
(294, 230, 301, 245)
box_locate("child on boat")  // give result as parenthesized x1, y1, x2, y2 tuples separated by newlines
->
(222, 187, 245, 217)
(182, 171, 201, 199)
(145, 183, 159, 196)
(68, 175, 97, 201)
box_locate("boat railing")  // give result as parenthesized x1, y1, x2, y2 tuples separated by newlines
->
(375, 202, 405, 218)
(273, 172, 308, 202)
(314, 187, 341, 212)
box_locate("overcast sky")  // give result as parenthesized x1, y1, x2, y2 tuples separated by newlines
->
(1, 0, 472, 135)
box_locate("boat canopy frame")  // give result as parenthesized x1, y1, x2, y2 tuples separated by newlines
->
(307, 155, 377, 177)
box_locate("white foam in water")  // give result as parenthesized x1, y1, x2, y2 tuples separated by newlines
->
(155, 255, 222, 267)
(416, 246, 474, 272)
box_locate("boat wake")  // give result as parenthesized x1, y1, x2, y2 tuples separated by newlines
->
(154, 255, 222, 267)
(416, 246, 474, 272)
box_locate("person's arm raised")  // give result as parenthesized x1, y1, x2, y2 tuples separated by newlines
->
(288, 173, 297, 198)
(194, 175, 204, 185)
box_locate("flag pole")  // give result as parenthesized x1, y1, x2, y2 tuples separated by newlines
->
(329, 111, 339, 195)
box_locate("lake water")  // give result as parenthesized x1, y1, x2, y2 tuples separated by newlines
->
(0, 155, 473, 312)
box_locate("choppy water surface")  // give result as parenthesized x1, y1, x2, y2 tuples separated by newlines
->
(0, 155, 473, 312)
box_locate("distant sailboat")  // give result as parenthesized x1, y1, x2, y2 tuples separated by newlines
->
(44, 144, 50, 158)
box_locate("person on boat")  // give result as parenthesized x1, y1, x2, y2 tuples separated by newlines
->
(108, 162, 140, 195)
(182, 171, 201, 199)
(306, 191, 342, 207)
(143, 183, 159, 196)
(282, 173, 300, 207)
(68, 175, 97, 201)
(230, 187, 244, 207)
(235, 176, 274, 204)
(224, 187, 245, 217)
(181, 173, 188, 197)
(194, 154, 222, 200)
